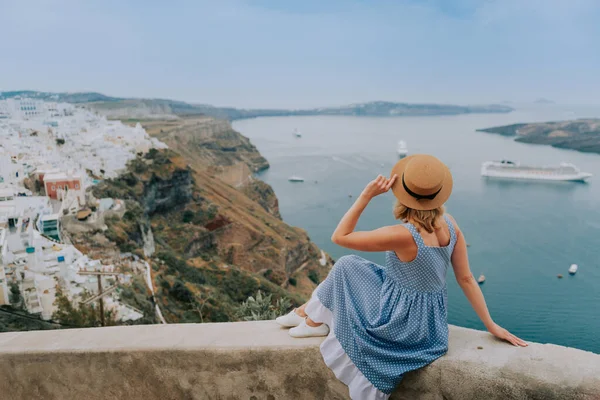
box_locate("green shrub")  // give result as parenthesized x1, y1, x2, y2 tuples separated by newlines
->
(9, 283, 22, 308)
(169, 280, 194, 303)
(122, 172, 138, 186)
(288, 277, 297, 286)
(159, 279, 171, 290)
(235, 290, 291, 321)
(264, 269, 286, 285)
(157, 250, 188, 273)
(206, 204, 218, 221)
(131, 158, 148, 174)
(182, 210, 195, 223)
(120, 287, 134, 299)
(145, 148, 159, 160)
(308, 270, 320, 285)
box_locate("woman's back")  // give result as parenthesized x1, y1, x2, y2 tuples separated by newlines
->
(385, 214, 457, 293)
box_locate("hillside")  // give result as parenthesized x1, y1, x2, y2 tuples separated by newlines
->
(135, 117, 269, 173)
(127, 117, 277, 217)
(477, 119, 600, 154)
(1, 90, 513, 120)
(89, 100, 513, 120)
(67, 119, 332, 323)
(0, 306, 60, 332)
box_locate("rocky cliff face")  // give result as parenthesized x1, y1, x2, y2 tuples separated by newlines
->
(139, 117, 269, 172)
(143, 169, 193, 215)
(75, 122, 331, 322)
(89, 150, 193, 218)
(135, 117, 278, 220)
(242, 179, 281, 219)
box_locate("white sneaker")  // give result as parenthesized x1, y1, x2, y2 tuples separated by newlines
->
(276, 310, 305, 328)
(289, 319, 330, 338)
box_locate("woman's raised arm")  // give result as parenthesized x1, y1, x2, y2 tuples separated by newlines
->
(331, 175, 411, 252)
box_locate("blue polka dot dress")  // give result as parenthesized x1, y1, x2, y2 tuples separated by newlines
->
(305, 215, 457, 399)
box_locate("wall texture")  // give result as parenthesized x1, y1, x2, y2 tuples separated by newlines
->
(0, 321, 598, 400)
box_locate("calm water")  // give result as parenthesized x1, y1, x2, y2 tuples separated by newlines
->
(233, 105, 600, 353)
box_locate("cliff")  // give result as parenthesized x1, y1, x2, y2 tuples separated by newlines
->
(129, 117, 278, 220)
(242, 179, 281, 220)
(477, 119, 600, 154)
(138, 117, 269, 172)
(69, 135, 330, 323)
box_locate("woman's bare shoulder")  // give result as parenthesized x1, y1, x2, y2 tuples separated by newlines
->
(445, 213, 461, 233)
(387, 224, 415, 242)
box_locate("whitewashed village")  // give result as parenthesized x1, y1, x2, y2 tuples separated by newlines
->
(0, 97, 168, 325)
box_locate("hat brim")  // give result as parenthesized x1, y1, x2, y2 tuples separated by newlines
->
(390, 155, 453, 211)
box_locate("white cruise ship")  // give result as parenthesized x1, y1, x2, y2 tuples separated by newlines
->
(481, 160, 592, 182)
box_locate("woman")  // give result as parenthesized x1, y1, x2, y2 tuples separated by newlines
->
(276, 154, 527, 399)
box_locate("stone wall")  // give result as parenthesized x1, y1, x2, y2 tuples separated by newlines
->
(0, 321, 598, 400)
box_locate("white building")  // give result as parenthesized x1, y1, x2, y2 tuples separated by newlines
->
(0, 147, 23, 185)
(0, 101, 10, 119)
(0, 97, 157, 323)
(3, 98, 45, 120)
(42, 170, 83, 201)
(0, 98, 167, 183)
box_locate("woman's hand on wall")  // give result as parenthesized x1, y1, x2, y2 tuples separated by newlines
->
(488, 323, 528, 347)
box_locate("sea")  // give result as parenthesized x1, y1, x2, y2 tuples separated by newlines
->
(233, 104, 600, 354)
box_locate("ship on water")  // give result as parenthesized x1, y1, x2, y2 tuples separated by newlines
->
(481, 160, 592, 182)
(397, 140, 408, 158)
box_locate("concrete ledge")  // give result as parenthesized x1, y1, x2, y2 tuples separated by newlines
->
(0, 322, 598, 400)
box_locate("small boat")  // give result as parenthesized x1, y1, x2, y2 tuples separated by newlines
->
(557, 274, 563, 279)
(293, 128, 302, 138)
(397, 140, 408, 158)
(477, 274, 486, 284)
(568, 264, 578, 275)
(288, 176, 304, 182)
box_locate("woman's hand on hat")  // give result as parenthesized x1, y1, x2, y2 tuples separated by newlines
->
(487, 323, 528, 347)
(361, 174, 398, 200)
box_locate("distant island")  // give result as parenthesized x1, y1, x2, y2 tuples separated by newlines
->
(0, 90, 513, 120)
(477, 119, 600, 154)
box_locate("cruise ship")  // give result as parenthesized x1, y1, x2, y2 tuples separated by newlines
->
(481, 160, 592, 182)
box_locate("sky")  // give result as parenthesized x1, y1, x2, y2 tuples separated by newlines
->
(1, 0, 599, 108)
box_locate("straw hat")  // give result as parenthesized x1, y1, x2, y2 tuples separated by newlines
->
(390, 154, 452, 210)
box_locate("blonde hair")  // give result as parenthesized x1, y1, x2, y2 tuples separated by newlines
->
(393, 200, 445, 234)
